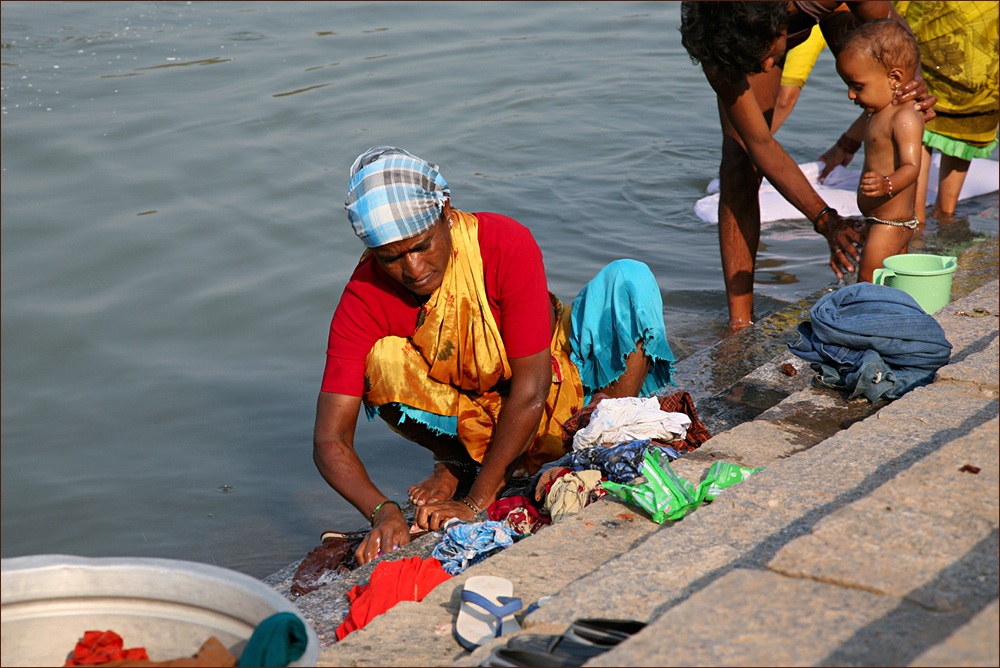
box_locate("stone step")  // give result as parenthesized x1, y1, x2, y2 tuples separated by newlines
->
(585, 416, 998, 666)
(312, 279, 997, 667)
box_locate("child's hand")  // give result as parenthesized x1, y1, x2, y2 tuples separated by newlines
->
(860, 171, 892, 198)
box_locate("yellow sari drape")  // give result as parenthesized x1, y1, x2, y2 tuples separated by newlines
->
(896, 1, 1000, 146)
(363, 210, 584, 475)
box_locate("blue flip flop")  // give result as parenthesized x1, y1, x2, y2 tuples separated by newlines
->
(455, 576, 523, 650)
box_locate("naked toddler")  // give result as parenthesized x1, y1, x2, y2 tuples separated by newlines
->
(835, 19, 924, 283)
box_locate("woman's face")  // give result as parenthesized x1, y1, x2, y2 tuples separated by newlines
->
(371, 206, 454, 297)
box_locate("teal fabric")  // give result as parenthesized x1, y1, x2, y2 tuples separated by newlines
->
(371, 259, 676, 429)
(237, 612, 308, 668)
(365, 402, 460, 437)
(571, 259, 676, 401)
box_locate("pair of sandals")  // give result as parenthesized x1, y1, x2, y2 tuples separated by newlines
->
(482, 618, 647, 667)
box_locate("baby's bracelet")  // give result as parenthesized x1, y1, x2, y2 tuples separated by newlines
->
(811, 206, 837, 232)
(836, 133, 862, 154)
(885, 176, 893, 197)
(370, 499, 402, 526)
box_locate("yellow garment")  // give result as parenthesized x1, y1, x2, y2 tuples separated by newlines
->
(896, 1, 1000, 146)
(363, 209, 584, 475)
(781, 24, 828, 89)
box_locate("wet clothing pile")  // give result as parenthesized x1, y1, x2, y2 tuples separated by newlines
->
(789, 283, 952, 403)
(528, 439, 681, 492)
(487, 496, 551, 535)
(488, 441, 685, 534)
(561, 391, 710, 453)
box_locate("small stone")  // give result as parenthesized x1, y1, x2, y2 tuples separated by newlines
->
(780, 363, 797, 377)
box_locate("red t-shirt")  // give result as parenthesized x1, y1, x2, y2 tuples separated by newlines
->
(321, 212, 551, 396)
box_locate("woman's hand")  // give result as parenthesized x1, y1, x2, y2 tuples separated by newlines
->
(354, 503, 411, 566)
(818, 145, 857, 183)
(412, 498, 478, 531)
(894, 77, 937, 122)
(816, 210, 863, 279)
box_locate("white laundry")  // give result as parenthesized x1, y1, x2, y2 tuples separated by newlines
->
(572, 396, 691, 450)
(694, 155, 999, 224)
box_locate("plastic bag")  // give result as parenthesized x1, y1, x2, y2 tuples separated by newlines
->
(602, 453, 763, 524)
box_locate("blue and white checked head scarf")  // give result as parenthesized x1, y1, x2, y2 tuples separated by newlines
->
(345, 146, 451, 248)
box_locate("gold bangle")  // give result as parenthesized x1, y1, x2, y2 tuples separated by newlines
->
(458, 496, 480, 514)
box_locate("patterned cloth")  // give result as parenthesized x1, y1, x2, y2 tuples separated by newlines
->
(487, 496, 550, 535)
(545, 470, 606, 523)
(527, 439, 680, 494)
(897, 1, 999, 151)
(431, 521, 517, 576)
(345, 146, 451, 248)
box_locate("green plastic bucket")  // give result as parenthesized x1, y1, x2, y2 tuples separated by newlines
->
(872, 253, 957, 314)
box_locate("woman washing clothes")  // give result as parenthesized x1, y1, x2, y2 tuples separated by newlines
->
(314, 147, 677, 565)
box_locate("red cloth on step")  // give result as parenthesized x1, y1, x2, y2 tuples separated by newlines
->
(335, 556, 452, 641)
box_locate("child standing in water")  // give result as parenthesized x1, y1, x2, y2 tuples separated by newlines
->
(835, 19, 924, 283)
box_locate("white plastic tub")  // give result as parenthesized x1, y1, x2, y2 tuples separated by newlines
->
(1, 555, 318, 667)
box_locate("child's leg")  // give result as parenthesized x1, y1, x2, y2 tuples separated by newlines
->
(859, 223, 914, 283)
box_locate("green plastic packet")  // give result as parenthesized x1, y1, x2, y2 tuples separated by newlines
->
(602, 451, 698, 523)
(602, 453, 764, 524)
(698, 461, 765, 502)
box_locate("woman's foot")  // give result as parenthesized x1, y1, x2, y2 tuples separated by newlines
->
(409, 461, 477, 506)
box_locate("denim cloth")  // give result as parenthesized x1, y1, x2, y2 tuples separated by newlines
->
(431, 521, 516, 576)
(789, 283, 952, 402)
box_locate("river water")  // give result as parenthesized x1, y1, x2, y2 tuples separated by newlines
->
(2, 1, 996, 578)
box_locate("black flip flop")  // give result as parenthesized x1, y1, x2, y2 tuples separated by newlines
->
(483, 646, 594, 668)
(506, 634, 609, 661)
(564, 618, 647, 646)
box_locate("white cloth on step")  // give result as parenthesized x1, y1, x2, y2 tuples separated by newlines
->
(572, 396, 691, 450)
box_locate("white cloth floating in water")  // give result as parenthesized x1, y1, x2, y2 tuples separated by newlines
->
(694, 153, 1000, 224)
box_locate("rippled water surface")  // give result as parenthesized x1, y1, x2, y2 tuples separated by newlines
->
(3, 1, 996, 577)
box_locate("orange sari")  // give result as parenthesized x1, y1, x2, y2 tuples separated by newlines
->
(363, 210, 584, 475)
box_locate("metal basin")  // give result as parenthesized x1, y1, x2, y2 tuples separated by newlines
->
(1, 555, 318, 667)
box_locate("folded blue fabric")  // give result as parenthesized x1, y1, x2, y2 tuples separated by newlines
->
(789, 283, 952, 402)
